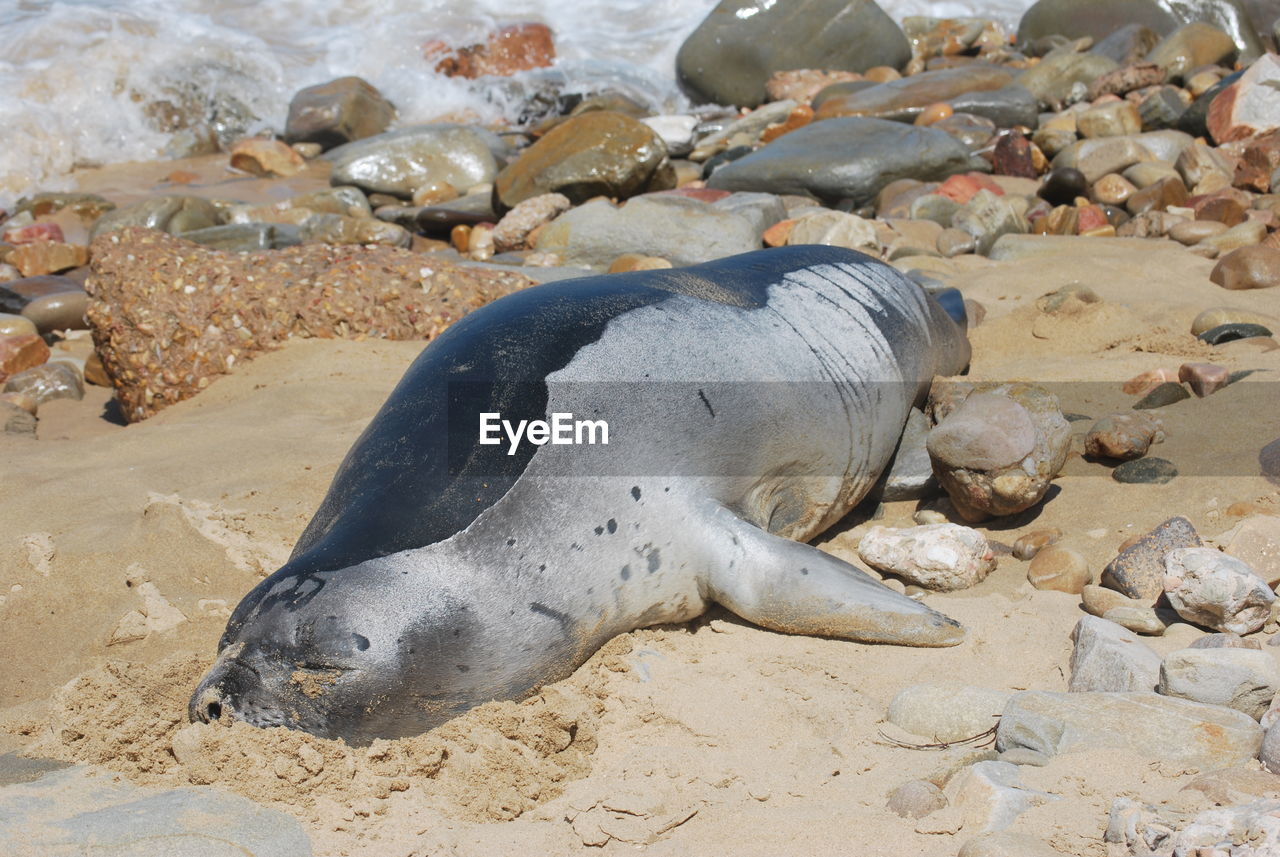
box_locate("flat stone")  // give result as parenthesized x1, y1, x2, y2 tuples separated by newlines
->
(1069, 615, 1162, 692)
(1019, 51, 1118, 108)
(1182, 766, 1280, 804)
(284, 76, 395, 150)
(1191, 306, 1279, 336)
(888, 683, 1010, 742)
(1159, 647, 1280, 719)
(1169, 219, 1229, 244)
(858, 523, 996, 591)
(1165, 546, 1276, 635)
(1112, 456, 1178, 483)
(705, 117, 979, 208)
(1201, 220, 1268, 254)
(325, 124, 509, 199)
(814, 65, 1016, 121)
(1198, 321, 1274, 345)
(786, 210, 878, 251)
(996, 690, 1263, 769)
(1101, 516, 1202, 603)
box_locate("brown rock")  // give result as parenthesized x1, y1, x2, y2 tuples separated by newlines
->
(1168, 219, 1228, 244)
(1234, 131, 1280, 193)
(229, 137, 305, 178)
(284, 76, 396, 150)
(0, 275, 88, 333)
(428, 23, 555, 79)
(1126, 175, 1188, 215)
(1028, 546, 1091, 593)
(1092, 174, 1137, 206)
(992, 132, 1038, 179)
(1101, 516, 1202, 603)
(913, 102, 952, 127)
(1122, 367, 1179, 395)
(607, 254, 673, 273)
(1177, 362, 1230, 397)
(493, 111, 667, 212)
(1087, 62, 1165, 100)
(1210, 245, 1280, 290)
(0, 334, 50, 384)
(763, 219, 795, 248)
(760, 104, 814, 143)
(86, 228, 534, 422)
(1197, 196, 1246, 227)
(1085, 412, 1165, 460)
(83, 351, 110, 387)
(765, 69, 863, 104)
(8, 242, 89, 277)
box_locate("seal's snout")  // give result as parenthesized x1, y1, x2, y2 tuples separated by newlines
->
(189, 685, 225, 724)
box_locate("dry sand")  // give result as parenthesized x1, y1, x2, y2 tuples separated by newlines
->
(2, 235, 1279, 855)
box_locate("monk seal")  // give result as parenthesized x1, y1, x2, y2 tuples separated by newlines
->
(191, 245, 971, 743)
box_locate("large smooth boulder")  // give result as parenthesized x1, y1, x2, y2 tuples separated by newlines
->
(676, 0, 911, 108)
(324, 124, 510, 198)
(706, 117, 979, 207)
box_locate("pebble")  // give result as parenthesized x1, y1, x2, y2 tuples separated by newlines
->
(935, 227, 976, 257)
(89, 195, 220, 240)
(1, 400, 35, 437)
(228, 137, 305, 178)
(3, 362, 84, 405)
(607, 254, 673, 273)
(1085, 412, 1165, 460)
(1147, 22, 1238, 80)
(83, 351, 109, 387)
(0, 275, 89, 332)
(428, 23, 555, 79)
(1112, 456, 1178, 484)
(1012, 527, 1061, 560)
(1190, 632, 1262, 650)
(1091, 173, 1136, 206)
(1027, 546, 1091, 593)
(1068, 615, 1162, 693)
(1132, 381, 1190, 410)
(325, 124, 509, 200)
(857, 523, 996, 592)
(8, 242, 89, 278)
(1101, 516, 1202, 603)
(1202, 220, 1268, 254)
(996, 690, 1263, 769)
(1168, 219, 1228, 245)
(1177, 362, 1230, 397)
(886, 779, 948, 819)
(1038, 167, 1088, 206)
(492, 192, 571, 253)
(946, 760, 1057, 835)
(951, 189, 1028, 256)
(1210, 245, 1280, 290)
(1218, 515, 1280, 587)
(1262, 723, 1280, 774)
(1191, 307, 1278, 336)
(1207, 53, 1280, 143)
(0, 334, 50, 383)
(1164, 546, 1275, 635)
(284, 76, 395, 150)
(0, 391, 37, 415)
(1158, 647, 1280, 719)
(1078, 101, 1142, 138)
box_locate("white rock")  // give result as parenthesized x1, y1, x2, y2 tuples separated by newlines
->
(1158, 647, 1280, 720)
(640, 114, 698, 152)
(946, 760, 1058, 834)
(1164, 547, 1276, 634)
(785, 209, 878, 252)
(1068, 615, 1162, 693)
(858, 523, 996, 591)
(887, 683, 1011, 742)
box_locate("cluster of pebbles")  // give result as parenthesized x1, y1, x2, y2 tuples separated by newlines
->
(3, 0, 1280, 854)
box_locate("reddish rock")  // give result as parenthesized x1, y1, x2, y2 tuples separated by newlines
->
(765, 69, 863, 103)
(428, 23, 555, 79)
(763, 219, 795, 247)
(86, 228, 535, 422)
(1178, 362, 1230, 397)
(2, 222, 64, 245)
(1127, 176, 1188, 215)
(936, 173, 1004, 205)
(657, 187, 733, 204)
(1122, 368, 1178, 396)
(229, 138, 305, 178)
(1208, 54, 1280, 144)
(1196, 196, 1247, 227)
(760, 104, 814, 143)
(1077, 204, 1109, 233)
(0, 334, 50, 383)
(1234, 131, 1280, 193)
(993, 131, 1038, 178)
(9, 242, 89, 277)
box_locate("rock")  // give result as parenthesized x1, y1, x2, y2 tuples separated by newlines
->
(0, 765, 313, 857)
(492, 193, 571, 253)
(991, 131, 1038, 180)
(1199, 219, 1266, 255)
(86, 228, 532, 422)
(1198, 321, 1274, 344)
(785, 210, 878, 251)
(3, 362, 84, 405)
(957, 831, 1065, 857)
(765, 69, 865, 104)
(1101, 516, 1202, 603)
(1068, 615, 1162, 692)
(1169, 219, 1229, 243)
(710, 192, 787, 239)
(606, 254, 672, 273)
(1038, 167, 1088, 206)
(1147, 21, 1239, 79)
(8, 242, 89, 278)
(1132, 381, 1190, 409)
(0, 314, 36, 337)
(997, 690, 1263, 768)
(881, 408, 938, 501)
(324, 124, 508, 199)
(888, 683, 1010, 742)
(1218, 515, 1280, 587)
(1164, 546, 1276, 634)
(690, 101, 797, 161)
(1139, 86, 1190, 130)
(2, 222, 63, 244)
(0, 276, 88, 333)
(1085, 412, 1166, 460)
(1159, 647, 1280, 718)
(952, 190, 1028, 256)
(1092, 173, 1138, 206)
(1126, 175, 1188, 215)
(937, 173, 1004, 205)
(178, 223, 300, 253)
(1124, 160, 1182, 188)
(89, 195, 221, 240)
(1079, 101, 1143, 138)
(705, 117, 979, 208)
(887, 779, 948, 819)
(1234, 130, 1280, 191)
(1093, 23, 1162, 64)
(1112, 456, 1178, 483)
(533, 196, 760, 269)
(229, 137, 305, 177)
(494, 112, 666, 212)
(1182, 765, 1280, 803)
(0, 334, 50, 384)
(298, 214, 409, 248)
(936, 227, 976, 256)
(1189, 632, 1262, 650)
(1210, 245, 1280, 289)
(284, 76, 395, 151)
(1013, 528, 1062, 560)
(936, 112, 998, 150)
(1263, 726, 1280, 773)
(675, 0, 910, 108)
(946, 761, 1058, 834)
(1177, 141, 1233, 188)
(427, 23, 555, 79)
(1191, 307, 1279, 336)
(813, 65, 1015, 121)
(1019, 51, 1119, 108)
(948, 87, 1041, 131)
(926, 383, 1071, 521)
(1028, 546, 1091, 593)
(1178, 361, 1230, 397)
(1, 400, 35, 437)
(857, 523, 996, 591)
(1107, 796, 1280, 855)
(1208, 53, 1280, 143)
(1088, 62, 1166, 100)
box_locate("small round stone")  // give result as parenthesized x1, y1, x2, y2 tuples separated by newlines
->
(886, 779, 948, 819)
(1012, 527, 1062, 560)
(1112, 457, 1178, 484)
(1027, 546, 1091, 593)
(1038, 168, 1088, 207)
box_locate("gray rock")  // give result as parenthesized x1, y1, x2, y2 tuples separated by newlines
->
(996, 690, 1264, 769)
(89, 195, 221, 240)
(881, 407, 939, 501)
(1158, 647, 1280, 719)
(4, 363, 83, 405)
(887, 683, 1011, 742)
(948, 86, 1041, 130)
(1, 401, 35, 438)
(952, 190, 1029, 256)
(533, 195, 759, 269)
(675, 0, 910, 108)
(909, 193, 961, 228)
(1263, 722, 1280, 773)
(946, 761, 1059, 834)
(710, 192, 787, 241)
(1091, 23, 1161, 64)
(1164, 546, 1276, 634)
(1112, 456, 1179, 483)
(324, 124, 509, 198)
(1100, 516, 1202, 603)
(705, 117, 979, 208)
(886, 779, 947, 819)
(1190, 632, 1262, 650)
(812, 66, 1016, 121)
(1139, 86, 1189, 130)
(1068, 615, 1163, 692)
(178, 223, 301, 252)
(1018, 51, 1119, 108)
(284, 76, 395, 151)
(0, 765, 312, 856)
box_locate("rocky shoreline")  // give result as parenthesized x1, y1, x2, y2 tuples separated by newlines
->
(3, 1, 1280, 855)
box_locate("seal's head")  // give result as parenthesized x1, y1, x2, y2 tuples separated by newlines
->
(189, 551, 490, 743)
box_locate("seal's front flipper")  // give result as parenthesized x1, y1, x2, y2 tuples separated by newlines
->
(699, 503, 964, 647)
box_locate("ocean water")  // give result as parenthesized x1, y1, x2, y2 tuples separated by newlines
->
(0, 0, 1035, 208)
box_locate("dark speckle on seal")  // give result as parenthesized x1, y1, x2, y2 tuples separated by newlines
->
(191, 246, 971, 744)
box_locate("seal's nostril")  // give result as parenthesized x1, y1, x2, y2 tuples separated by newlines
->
(204, 700, 222, 721)
(190, 686, 226, 724)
